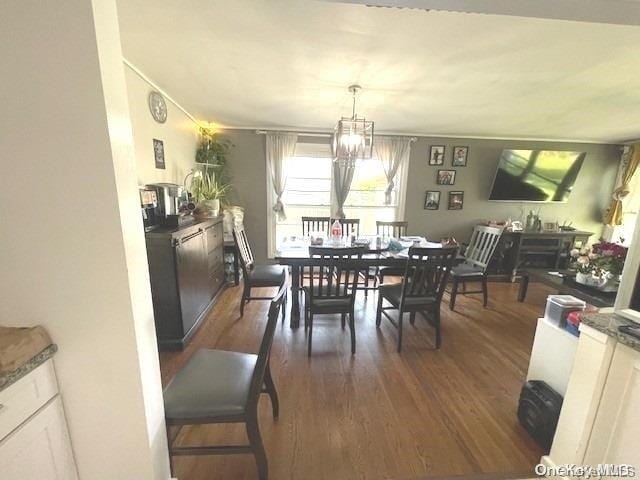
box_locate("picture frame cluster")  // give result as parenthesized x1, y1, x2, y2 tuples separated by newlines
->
(425, 145, 468, 210)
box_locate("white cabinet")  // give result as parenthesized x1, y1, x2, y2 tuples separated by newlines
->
(0, 359, 78, 480)
(584, 343, 640, 468)
(543, 323, 640, 473)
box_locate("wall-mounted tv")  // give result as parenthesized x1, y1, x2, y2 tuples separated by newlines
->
(489, 149, 586, 202)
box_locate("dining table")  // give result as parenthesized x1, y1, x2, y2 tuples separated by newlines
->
(274, 236, 449, 328)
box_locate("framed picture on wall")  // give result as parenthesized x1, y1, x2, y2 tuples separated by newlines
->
(437, 169, 456, 185)
(424, 191, 441, 210)
(448, 191, 464, 210)
(452, 146, 468, 166)
(153, 138, 165, 170)
(429, 145, 445, 165)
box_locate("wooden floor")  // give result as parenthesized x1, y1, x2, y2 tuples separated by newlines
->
(160, 280, 552, 480)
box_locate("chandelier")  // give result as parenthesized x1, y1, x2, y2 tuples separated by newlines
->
(333, 85, 374, 162)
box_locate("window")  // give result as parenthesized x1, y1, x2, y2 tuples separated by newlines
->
(274, 143, 332, 245)
(616, 172, 640, 246)
(343, 158, 399, 235)
(268, 140, 408, 256)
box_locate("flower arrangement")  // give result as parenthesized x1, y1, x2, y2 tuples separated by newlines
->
(570, 241, 628, 276)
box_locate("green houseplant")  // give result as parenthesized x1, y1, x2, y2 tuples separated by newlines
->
(192, 174, 231, 217)
(195, 126, 233, 179)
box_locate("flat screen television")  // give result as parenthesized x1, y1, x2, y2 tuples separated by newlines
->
(489, 149, 586, 202)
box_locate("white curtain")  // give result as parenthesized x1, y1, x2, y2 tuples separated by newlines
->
(266, 132, 297, 221)
(375, 136, 412, 205)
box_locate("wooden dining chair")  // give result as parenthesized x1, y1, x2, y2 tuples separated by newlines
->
(234, 226, 287, 320)
(330, 218, 360, 237)
(301, 216, 331, 236)
(448, 225, 503, 311)
(376, 220, 408, 239)
(304, 246, 364, 356)
(163, 285, 286, 480)
(375, 221, 409, 283)
(377, 246, 458, 352)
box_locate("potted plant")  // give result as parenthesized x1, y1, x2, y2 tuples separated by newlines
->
(570, 241, 628, 291)
(191, 174, 231, 218)
(195, 126, 233, 180)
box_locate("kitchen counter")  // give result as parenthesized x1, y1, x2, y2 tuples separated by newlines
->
(0, 326, 57, 392)
(581, 312, 640, 353)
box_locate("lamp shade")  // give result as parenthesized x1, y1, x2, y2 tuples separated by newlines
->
(333, 116, 374, 160)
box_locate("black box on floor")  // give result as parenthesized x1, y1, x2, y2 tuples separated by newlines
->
(517, 380, 563, 450)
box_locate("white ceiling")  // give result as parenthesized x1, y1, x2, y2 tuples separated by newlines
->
(117, 0, 640, 143)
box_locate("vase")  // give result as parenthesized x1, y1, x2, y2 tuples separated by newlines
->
(598, 273, 620, 293)
(575, 272, 590, 285)
(198, 199, 220, 218)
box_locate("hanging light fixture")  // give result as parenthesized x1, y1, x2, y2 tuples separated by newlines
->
(333, 84, 374, 161)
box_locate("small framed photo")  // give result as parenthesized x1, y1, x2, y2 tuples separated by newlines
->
(424, 190, 441, 210)
(452, 146, 468, 167)
(448, 191, 464, 210)
(429, 145, 445, 165)
(153, 138, 165, 170)
(437, 169, 456, 185)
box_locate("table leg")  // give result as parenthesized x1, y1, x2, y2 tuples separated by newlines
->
(290, 265, 301, 328)
(518, 275, 530, 302)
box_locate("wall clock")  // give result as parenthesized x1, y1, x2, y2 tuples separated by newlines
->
(148, 91, 167, 124)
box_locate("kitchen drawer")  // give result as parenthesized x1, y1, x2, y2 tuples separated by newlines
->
(208, 246, 223, 272)
(0, 360, 58, 441)
(209, 266, 225, 294)
(204, 222, 223, 252)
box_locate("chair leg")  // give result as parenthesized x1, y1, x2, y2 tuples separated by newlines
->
(397, 309, 404, 353)
(364, 273, 369, 297)
(307, 313, 314, 357)
(240, 284, 250, 316)
(434, 308, 442, 349)
(341, 313, 346, 329)
(409, 311, 416, 325)
(349, 311, 356, 355)
(376, 294, 383, 327)
(449, 278, 459, 311)
(246, 412, 268, 480)
(264, 363, 279, 420)
(482, 275, 488, 307)
(461, 280, 467, 294)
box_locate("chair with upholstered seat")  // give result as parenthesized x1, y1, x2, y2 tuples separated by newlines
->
(448, 225, 503, 311)
(164, 285, 286, 480)
(234, 226, 287, 319)
(376, 246, 457, 352)
(304, 246, 363, 356)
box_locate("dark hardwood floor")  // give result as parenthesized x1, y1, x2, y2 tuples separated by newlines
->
(160, 280, 551, 480)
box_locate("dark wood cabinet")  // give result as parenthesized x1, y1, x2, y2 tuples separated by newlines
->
(487, 230, 593, 281)
(145, 217, 225, 350)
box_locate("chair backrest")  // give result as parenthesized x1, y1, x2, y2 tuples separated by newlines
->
(330, 218, 360, 237)
(233, 226, 255, 277)
(247, 284, 287, 409)
(302, 216, 331, 236)
(307, 246, 363, 300)
(376, 220, 408, 239)
(400, 247, 458, 307)
(464, 225, 503, 271)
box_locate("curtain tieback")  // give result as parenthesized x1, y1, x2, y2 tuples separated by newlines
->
(273, 196, 286, 221)
(384, 180, 395, 205)
(612, 185, 631, 201)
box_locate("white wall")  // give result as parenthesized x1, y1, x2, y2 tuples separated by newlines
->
(124, 63, 199, 186)
(0, 1, 169, 479)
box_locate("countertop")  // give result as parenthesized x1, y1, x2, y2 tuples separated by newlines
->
(581, 312, 640, 353)
(0, 326, 57, 392)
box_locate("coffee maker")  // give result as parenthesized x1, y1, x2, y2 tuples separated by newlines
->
(145, 183, 194, 228)
(140, 188, 159, 232)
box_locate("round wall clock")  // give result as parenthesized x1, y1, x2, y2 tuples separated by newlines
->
(148, 91, 167, 124)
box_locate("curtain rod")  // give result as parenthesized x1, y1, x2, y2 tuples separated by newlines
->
(254, 129, 417, 142)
